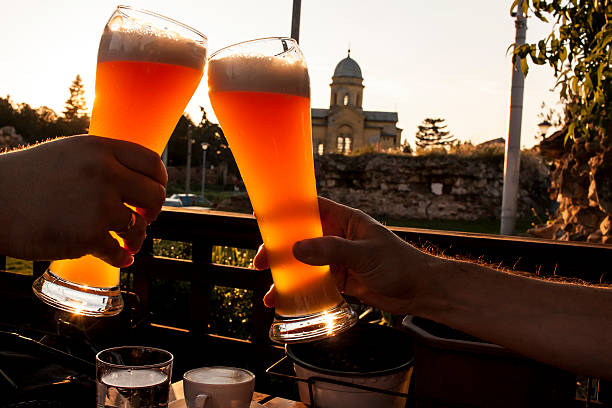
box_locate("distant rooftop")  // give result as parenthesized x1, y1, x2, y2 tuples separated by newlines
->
(333, 50, 363, 79)
(477, 137, 505, 147)
(364, 111, 398, 122)
(311, 108, 398, 123)
(312, 108, 328, 118)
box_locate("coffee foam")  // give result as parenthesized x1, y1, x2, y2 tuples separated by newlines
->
(98, 15, 206, 71)
(185, 367, 253, 385)
(208, 53, 310, 98)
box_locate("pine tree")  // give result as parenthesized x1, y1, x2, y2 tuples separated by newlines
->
(63, 74, 88, 120)
(415, 118, 456, 149)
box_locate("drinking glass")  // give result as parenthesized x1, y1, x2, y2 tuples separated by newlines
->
(96, 346, 173, 408)
(32, 6, 207, 316)
(207, 37, 357, 343)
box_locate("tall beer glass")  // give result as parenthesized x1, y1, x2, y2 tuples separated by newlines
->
(208, 38, 357, 342)
(32, 6, 207, 316)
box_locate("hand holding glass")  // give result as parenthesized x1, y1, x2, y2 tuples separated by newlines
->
(208, 38, 357, 342)
(33, 6, 207, 316)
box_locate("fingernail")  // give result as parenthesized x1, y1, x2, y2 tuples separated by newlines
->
(293, 240, 313, 260)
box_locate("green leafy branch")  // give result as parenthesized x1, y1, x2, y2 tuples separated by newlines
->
(510, 0, 611, 141)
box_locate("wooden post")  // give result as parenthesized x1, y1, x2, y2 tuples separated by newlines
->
(33, 261, 50, 279)
(251, 269, 274, 344)
(189, 240, 213, 338)
(132, 235, 154, 308)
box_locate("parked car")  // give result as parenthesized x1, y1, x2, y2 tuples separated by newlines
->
(163, 197, 183, 207)
(168, 194, 200, 206)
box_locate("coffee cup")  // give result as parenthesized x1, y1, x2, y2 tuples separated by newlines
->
(183, 366, 255, 408)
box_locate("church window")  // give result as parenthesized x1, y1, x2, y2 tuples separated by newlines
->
(337, 125, 353, 154)
(318, 143, 324, 156)
(356, 93, 361, 107)
(343, 93, 350, 106)
(344, 137, 352, 153)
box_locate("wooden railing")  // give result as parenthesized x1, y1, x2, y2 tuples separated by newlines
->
(1, 207, 611, 400)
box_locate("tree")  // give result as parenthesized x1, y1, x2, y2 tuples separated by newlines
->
(167, 108, 238, 175)
(415, 118, 456, 149)
(59, 75, 90, 135)
(196, 107, 236, 172)
(63, 74, 88, 120)
(512, 0, 612, 243)
(401, 141, 413, 154)
(511, 0, 610, 141)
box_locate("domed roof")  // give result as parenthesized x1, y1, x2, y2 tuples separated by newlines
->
(333, 51, 362, 79)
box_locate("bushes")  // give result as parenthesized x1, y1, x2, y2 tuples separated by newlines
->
(149, 240, 256, 339)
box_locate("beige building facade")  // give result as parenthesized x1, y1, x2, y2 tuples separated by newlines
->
(312, 52, 402, 155)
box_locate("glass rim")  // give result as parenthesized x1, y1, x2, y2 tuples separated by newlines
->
(183, 366, 255, 383)
(115, 5, 207, 43)
(209, 36, 297, 60)
(96, 345, 174, 369)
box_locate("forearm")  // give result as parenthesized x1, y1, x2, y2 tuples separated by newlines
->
(0, 150, 26, 256)
(416, 255, 612, 379)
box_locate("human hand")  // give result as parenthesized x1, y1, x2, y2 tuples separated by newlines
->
(0, 135, 168, 267)
(254, 197, 432, 314)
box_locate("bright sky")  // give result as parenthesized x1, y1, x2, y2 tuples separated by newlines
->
(1, 0, 561, 148)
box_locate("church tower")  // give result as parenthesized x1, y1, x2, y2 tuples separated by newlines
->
(330, 50, 364, 110)
(327, 50, 364, 154)
(311, 51, 401, 155)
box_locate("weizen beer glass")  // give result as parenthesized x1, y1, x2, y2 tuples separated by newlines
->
(208, 38, 357, 343)
(96, 346, 173, 407)
(32, 6, 207, 316)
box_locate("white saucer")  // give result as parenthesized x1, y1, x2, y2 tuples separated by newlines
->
(169, 399, 263, 408)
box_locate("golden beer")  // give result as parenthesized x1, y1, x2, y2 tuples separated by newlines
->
(33, 6, 206, 316)
(208, 38, 356, 342)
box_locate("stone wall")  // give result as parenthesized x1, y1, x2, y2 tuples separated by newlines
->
(314, 153, 550, 221)
(529, 129, 612, 244)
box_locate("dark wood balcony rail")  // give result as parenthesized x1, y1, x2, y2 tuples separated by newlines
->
(127, 207, 612, 350)
(1, 207, 611, 401)
(2, 207, 612, 345)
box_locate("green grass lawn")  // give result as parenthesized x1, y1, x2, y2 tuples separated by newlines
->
(378, 217, 534, 236)
(4, 257, 33, 275)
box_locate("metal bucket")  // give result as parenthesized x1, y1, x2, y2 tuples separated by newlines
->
(286, 323, 414, 408)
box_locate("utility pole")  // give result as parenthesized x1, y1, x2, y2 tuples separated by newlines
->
(291, 0, 301, 43)
(201, 143, 209, 204)
(500, 0, 527, 235)
(185, 126, 192, 195)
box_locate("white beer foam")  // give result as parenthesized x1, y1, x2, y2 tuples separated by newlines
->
(185, 367, 253, 385)
(98, 15, 206, 71)
(208, 53, 310, 98)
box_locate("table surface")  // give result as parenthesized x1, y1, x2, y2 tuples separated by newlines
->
(171, 380, 307, 408)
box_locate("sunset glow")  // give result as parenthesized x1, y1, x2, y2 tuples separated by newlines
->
(1, 0, 560, 148)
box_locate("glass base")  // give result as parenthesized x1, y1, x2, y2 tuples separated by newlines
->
(32, 269, 123, 317)
(269, 300, 358, 344)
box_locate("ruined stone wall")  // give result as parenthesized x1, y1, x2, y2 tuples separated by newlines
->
(314, 153, 550, 221)
(530, 131, 612, 244)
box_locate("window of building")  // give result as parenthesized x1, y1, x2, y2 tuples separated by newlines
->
(343, 94, 349, 106)
(344, 137, 352, 153)
(337, 125, 353, 154)
(318, 143, 324, 156)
